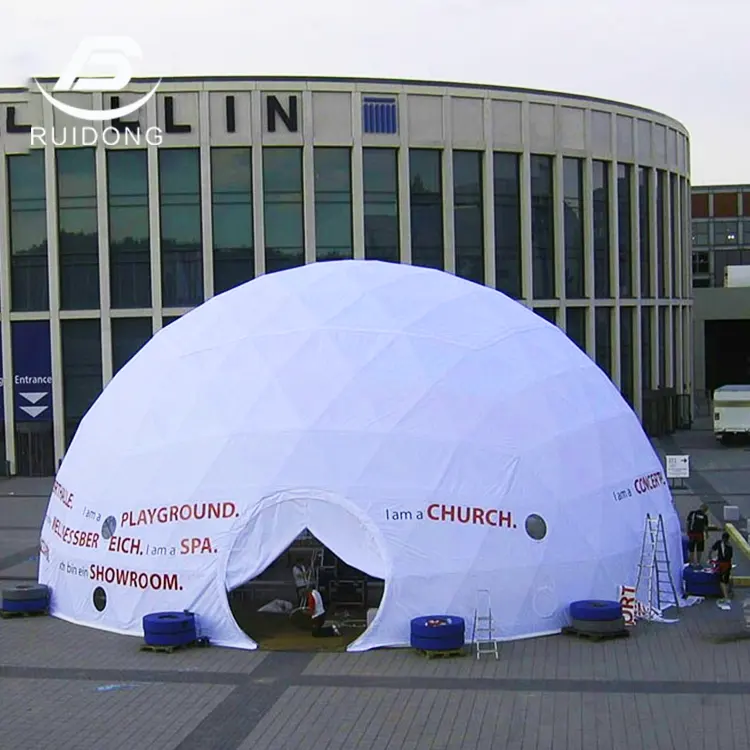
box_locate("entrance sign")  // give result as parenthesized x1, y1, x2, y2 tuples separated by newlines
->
(12, 321, 53, 422)
(38, 261, 685, 651)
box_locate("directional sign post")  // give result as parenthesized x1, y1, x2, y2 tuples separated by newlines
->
(12, 321, 53, 423)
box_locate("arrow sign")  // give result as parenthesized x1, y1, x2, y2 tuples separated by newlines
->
(19, 405, 48, 418)
(20, 392, 47, 404)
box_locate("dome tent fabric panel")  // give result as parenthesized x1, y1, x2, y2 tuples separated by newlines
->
(38, 260, 683, 650)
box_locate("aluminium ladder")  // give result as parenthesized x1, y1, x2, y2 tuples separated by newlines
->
(472, 589, 499, 660)
(634, 513, 679, 621)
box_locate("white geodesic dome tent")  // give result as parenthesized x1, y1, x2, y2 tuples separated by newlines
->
(39, 259, 683, 650)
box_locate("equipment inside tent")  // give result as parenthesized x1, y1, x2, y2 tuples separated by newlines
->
(38, 259, 684, 651)
(228, 528, 384, 650)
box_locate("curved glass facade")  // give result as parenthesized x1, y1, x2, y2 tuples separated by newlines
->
(0, 78, 692, 474)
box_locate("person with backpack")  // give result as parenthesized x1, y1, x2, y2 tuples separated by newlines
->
(686, 503, 714, 568)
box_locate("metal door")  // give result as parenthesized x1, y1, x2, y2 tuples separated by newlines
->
(15, 422, 55, 477)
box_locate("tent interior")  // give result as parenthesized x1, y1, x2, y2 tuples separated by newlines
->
(227, 528, 385, 651)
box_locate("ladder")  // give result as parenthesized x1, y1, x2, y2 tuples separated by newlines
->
(634, 513, 679, 620)
(471, 589, 499, 660)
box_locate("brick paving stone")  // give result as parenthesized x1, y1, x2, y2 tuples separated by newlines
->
(0, 677, 232, 750)
(0, 615, 270, 674)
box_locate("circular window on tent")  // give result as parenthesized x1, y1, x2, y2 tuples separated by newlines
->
(525, 513, 547, 541)
(101, 516, 117, 540)
(93, 586, 107, 612)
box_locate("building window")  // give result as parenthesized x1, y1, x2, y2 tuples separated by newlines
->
(742, 220, 750, 244)
(565, 307, 587, 352)
(159, 149, 203, 307)
(641, 307, 652, 389)
(658, 307, 667, 386)
(563, 157, 585, 299)
(692, 222, 709, 246)
(61, 319, 102, 449)
(692, 251, 709, 275)
(111, 317, 152, 375)
(534, 307, 557, 325)
(595, 307, 612, 377)
(409, 149, 444, 270)
(620, 307, 634, 407)
(692, 276, 710, 288)
(57, 148, 99, 310)
(656, 171, 666, 297)
(531, 155, 555, 299)
(617, 163, 633, 298)
(363, 148, 399, 263)
(691, 193, 709, 218)
(7, 151, 49, 312)
(211, 147, 254, 294)
(669, 174, 678, 299)
(592, 160, 610, 298)
(263, 147, 304, 274)
(453, 150, 484, 285)
(107, 150, 151, 309)
(493, 152, 522, 298)
(713, 220, 739, 245)
(638, 167, 652, 297)
(314, 147, 353, 261)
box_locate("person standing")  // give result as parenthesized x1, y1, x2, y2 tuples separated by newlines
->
(686, 503, 712, 568)
(291, 561, 309, 607)
(710, 532, 734, 609)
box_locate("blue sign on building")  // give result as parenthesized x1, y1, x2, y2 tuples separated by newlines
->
(12, 321, 53, 422)
(363, 96, 398, 135)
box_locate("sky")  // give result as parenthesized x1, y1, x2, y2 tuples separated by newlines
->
(1, 0, 746, 186)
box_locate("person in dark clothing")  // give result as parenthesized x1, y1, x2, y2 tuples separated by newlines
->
(686, 503, 712, 567)
(710, 532, 733, 608)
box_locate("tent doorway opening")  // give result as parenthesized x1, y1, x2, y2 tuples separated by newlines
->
(227, 528, 384, 651)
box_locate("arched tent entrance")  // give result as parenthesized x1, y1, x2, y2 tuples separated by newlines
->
(217, 489, 390, 651)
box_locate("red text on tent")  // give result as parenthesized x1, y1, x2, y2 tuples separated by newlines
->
(90, 564, 183, 591)
(120, 501, 238, 528)
(52, 480, 74, 510)
(633, 471, 666, 495)
(427, 504, 515, 528)
(50, 516, 100, 548)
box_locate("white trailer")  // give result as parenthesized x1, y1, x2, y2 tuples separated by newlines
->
(724, 265, 750, 287)
(713, 385, 750, 443)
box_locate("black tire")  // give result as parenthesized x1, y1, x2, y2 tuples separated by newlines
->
(143, 611, 195, 635)
(1, 597, 49, 613)
(2, 583, 50, 602)
(569, 600, 622, 622)
(411, 632, 465, 651)
(410, 615, 465, 640)
(571, 616, 626, 634)
(144, 628, 197, 647)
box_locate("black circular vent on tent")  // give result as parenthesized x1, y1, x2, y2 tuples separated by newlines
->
(101, 516, 117, 540)
(93, 586, 107, 612)
(525, 514, 547, 541)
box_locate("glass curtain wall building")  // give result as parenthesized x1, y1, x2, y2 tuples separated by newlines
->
(0, 78, 692, 475)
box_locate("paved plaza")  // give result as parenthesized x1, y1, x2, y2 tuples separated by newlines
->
(2, 418, 750, 749)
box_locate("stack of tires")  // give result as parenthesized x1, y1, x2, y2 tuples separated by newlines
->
(568, 600, 627, 636)
(1, 583, 50, 616)
(142, 611, 198, 649)
(410, 615, 465, 652)
(683, 566, 722, 597)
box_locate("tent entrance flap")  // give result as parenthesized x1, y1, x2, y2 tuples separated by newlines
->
(223, 490, 388, 651)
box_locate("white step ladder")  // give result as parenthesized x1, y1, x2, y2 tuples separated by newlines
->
(471, 589, 499, 660)
(634, 513, 679, 621)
